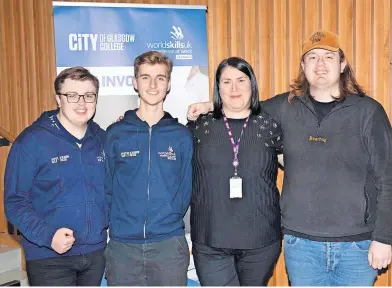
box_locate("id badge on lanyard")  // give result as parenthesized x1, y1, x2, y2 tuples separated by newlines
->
(222, 111, 250, 199)
(230, 176, 243, 198)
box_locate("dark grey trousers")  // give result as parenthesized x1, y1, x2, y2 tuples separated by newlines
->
(192, 240, 281, 286)
(104, 237, 190, 286)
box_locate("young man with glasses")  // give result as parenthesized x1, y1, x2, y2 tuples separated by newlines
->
(4, 67, 108, 286)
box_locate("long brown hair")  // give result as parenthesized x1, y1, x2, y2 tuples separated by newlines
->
(288, 49, 366, 102)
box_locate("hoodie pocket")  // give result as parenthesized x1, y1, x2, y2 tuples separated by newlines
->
(45, 205, 87, 244)
(86, 201, 108, 244)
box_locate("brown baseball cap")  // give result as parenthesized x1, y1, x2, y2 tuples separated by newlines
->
(302, 30, 341, 57)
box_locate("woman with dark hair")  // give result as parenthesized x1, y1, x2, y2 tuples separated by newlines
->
(187, 57, 283, 286)
(188, 30, 392, 286)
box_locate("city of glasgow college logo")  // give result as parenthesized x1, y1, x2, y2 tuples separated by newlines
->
(170, 26, 184, 40)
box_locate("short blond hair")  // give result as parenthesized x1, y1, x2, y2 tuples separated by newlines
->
(134, 51, 173, 80)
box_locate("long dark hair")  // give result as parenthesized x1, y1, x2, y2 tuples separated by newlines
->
(213, 57, 260, 119)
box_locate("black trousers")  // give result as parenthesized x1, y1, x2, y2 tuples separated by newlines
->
(26, 248, 105, 286)
(192, 240, 281, 286)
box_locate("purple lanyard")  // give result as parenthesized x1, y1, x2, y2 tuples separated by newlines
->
(222, 111, 250, 176)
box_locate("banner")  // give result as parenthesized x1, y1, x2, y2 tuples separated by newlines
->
(53, 2, 209, 128)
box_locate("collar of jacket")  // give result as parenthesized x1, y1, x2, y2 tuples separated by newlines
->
(294, 92, 365, 114)
(123, 108, 176, 127)
(34, 109, 100, 140)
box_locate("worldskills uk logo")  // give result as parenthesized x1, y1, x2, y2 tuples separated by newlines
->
(146, 26, 193, 60)
(170, 26, 184, 40)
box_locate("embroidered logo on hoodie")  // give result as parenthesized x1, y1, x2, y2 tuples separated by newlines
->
(158, 146, 176, 161)
(309, 135, 327, 143)
(121, 151, 140, 158)
(97, 150, 106, 162)
(51, 155, 69, 163)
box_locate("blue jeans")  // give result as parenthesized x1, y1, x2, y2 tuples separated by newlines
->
(104, 237, 189, 286)
(284, 235, 378, 286)
(26, 248, 105, 286)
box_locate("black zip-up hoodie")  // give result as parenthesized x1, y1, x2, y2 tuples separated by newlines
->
(263, 92, 392, 244)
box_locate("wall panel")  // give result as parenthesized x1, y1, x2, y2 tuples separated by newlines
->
(355, 0, 372, 93)
(256, 0, 272, 101)
(338, 0, 354, 64)
(0, 0, 391, 285)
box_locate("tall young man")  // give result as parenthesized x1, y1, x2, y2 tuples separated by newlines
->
(104, 51, 193, 286)
(5, 67, 108, 286)
(267, 30, 392, 286)
(187, 30, 392, 286)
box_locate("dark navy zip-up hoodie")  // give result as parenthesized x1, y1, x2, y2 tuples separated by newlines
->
(105, 109, 193, 243)
(4, 110, 108, 260)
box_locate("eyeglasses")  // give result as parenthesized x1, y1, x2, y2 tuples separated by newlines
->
(59, 92, 97, 103)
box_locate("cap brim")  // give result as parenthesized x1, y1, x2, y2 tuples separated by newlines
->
(302, 45, 340, 57)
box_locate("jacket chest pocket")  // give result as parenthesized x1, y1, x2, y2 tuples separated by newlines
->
(35, 158, 75, 191)
(35, 161, 60, 184)
(116, 140, 143, 169)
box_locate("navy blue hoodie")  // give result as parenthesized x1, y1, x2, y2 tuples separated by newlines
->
(105, 109, 193, 243)
(4, 110, 108, 260)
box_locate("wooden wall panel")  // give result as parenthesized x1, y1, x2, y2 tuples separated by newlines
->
(288, 0, 302, 85)
(304, 0, 319, 39)
(1, 0, 391, 285)
(243, 0, 256, 64)
(373, 0, 390, 111)
(0, 146, 11, 234)
(228, 0, 239, 56)
(273, 0, 288, 95)
(321, 0, 337, 33)
(355, 0, 372, 93)
(338, 0, 354, 64)
(256, 0, 272, 101)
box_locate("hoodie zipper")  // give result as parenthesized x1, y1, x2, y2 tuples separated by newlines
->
(79, 144, 90, 244)
(143, 127, 152, 239)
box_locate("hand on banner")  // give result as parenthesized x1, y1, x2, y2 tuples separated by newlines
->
(187, 101, 213, 121)
(51, 228, 75, 254)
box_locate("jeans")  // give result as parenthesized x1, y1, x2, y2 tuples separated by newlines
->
(284, 235, 378, 286)
(104, 237, 189, 286)
(192, 240, 281, 286)
(26, 248, 105, 286)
